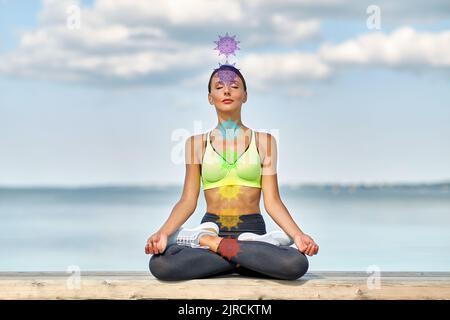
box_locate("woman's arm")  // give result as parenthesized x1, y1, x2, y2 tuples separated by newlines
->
(146, 134, 203, 255)
(258, 132, 319, 256)
(157, 135, 202, 236)
(258, 132, 303, 237)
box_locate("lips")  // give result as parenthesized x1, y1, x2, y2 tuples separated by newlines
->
(222, 99, 234, 104)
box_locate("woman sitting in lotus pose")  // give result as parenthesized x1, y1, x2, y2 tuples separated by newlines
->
(145, 65, 319, 281)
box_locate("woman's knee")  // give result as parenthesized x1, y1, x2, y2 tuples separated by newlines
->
(149, 255, 173, 280)
(149, 248, 188, 281)
(278, 251, 309, 280)
(148, 245, 200, 281)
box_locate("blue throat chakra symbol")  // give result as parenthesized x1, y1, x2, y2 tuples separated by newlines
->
(219, 119, 240, 141)
(214, 32, 240, 58)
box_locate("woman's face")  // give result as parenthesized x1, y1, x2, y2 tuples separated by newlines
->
(208, 72, 247, 112)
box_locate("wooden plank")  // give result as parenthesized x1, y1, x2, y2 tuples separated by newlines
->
(1, 272, 449, 300)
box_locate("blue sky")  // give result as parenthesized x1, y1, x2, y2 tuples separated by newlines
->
(0, 0, 449, 186)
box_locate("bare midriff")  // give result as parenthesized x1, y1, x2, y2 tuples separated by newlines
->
(204, 185, 262, 215)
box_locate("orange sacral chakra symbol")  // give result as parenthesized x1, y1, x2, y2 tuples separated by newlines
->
(218, 215, 243, 230)
(217, 208, 242, 230)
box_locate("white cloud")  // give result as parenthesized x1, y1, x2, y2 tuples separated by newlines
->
(0, 0, 449, 91)
(0, 0, 323, 86)
(270, 16, 321, 44)
(320, 27, 450, 67)
(36, 0, 244, 26)
(246, 0, 450, 23)
(94, 0, 243, 25)
(237, 52, 331, 96)
(241, 52, 330, 82)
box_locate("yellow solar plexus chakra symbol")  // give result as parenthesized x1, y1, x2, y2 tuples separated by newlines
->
(218, 185, 241, 201)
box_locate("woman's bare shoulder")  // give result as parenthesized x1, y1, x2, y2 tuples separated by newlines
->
(255, 131, 277, 158)
(185, 132, 208, 165)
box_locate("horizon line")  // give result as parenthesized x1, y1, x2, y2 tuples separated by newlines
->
(0, 179, 449, 189)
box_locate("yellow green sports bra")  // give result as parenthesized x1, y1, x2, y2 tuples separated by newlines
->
(201, 129, 262, 190)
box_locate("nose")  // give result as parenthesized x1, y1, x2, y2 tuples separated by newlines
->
(223, 85, 231, 95)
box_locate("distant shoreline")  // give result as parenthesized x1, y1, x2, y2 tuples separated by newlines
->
(0, 180, 449, 191)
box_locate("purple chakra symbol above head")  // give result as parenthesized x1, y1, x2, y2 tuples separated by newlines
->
(214, 32, 240, 58)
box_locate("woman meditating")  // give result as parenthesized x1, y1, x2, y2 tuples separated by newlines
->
(145, 64, 319, 281)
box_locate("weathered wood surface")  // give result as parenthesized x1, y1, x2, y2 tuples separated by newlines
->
(1, 271, 449, 300)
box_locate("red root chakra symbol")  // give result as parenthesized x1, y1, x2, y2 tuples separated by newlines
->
(218, 238, 241, 261)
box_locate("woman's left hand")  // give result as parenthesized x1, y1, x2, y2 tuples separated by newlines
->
(294, 233, 319, 256)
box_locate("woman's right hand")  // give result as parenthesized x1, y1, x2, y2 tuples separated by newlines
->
(145, 231, 168, 255)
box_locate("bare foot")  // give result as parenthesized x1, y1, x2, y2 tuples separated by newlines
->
(199, 234, 223, 252)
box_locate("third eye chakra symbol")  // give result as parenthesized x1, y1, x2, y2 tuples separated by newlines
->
(217, 68, 238, 87)
(214, 32, 240, 58)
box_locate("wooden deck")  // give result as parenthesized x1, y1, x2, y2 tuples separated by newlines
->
(1, 271, 449, 300)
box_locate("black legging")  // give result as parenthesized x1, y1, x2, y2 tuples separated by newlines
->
(149, 212, 309, 281)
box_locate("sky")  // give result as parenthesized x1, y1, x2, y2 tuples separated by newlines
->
(0, 0, 449, 186)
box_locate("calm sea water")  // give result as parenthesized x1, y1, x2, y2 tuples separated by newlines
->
(0, 184, 449, 272)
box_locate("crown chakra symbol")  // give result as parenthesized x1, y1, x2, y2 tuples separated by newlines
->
(214, 32, 240, 58)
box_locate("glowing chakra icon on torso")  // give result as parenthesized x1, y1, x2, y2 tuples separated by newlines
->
(217, 208, 243, 231)
(218, 185, 241, 201)
(218, 215, 242, 232)
(221, 149, 239, 169)
(218, 238, 241, 261)
(214, 32, 240, 58)
(218, 119, 240, 140)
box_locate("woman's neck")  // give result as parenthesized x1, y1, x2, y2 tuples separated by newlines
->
(213, 120, 249, 142)
(213, 110, 247, 140)
(217, 109, 243, 127)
